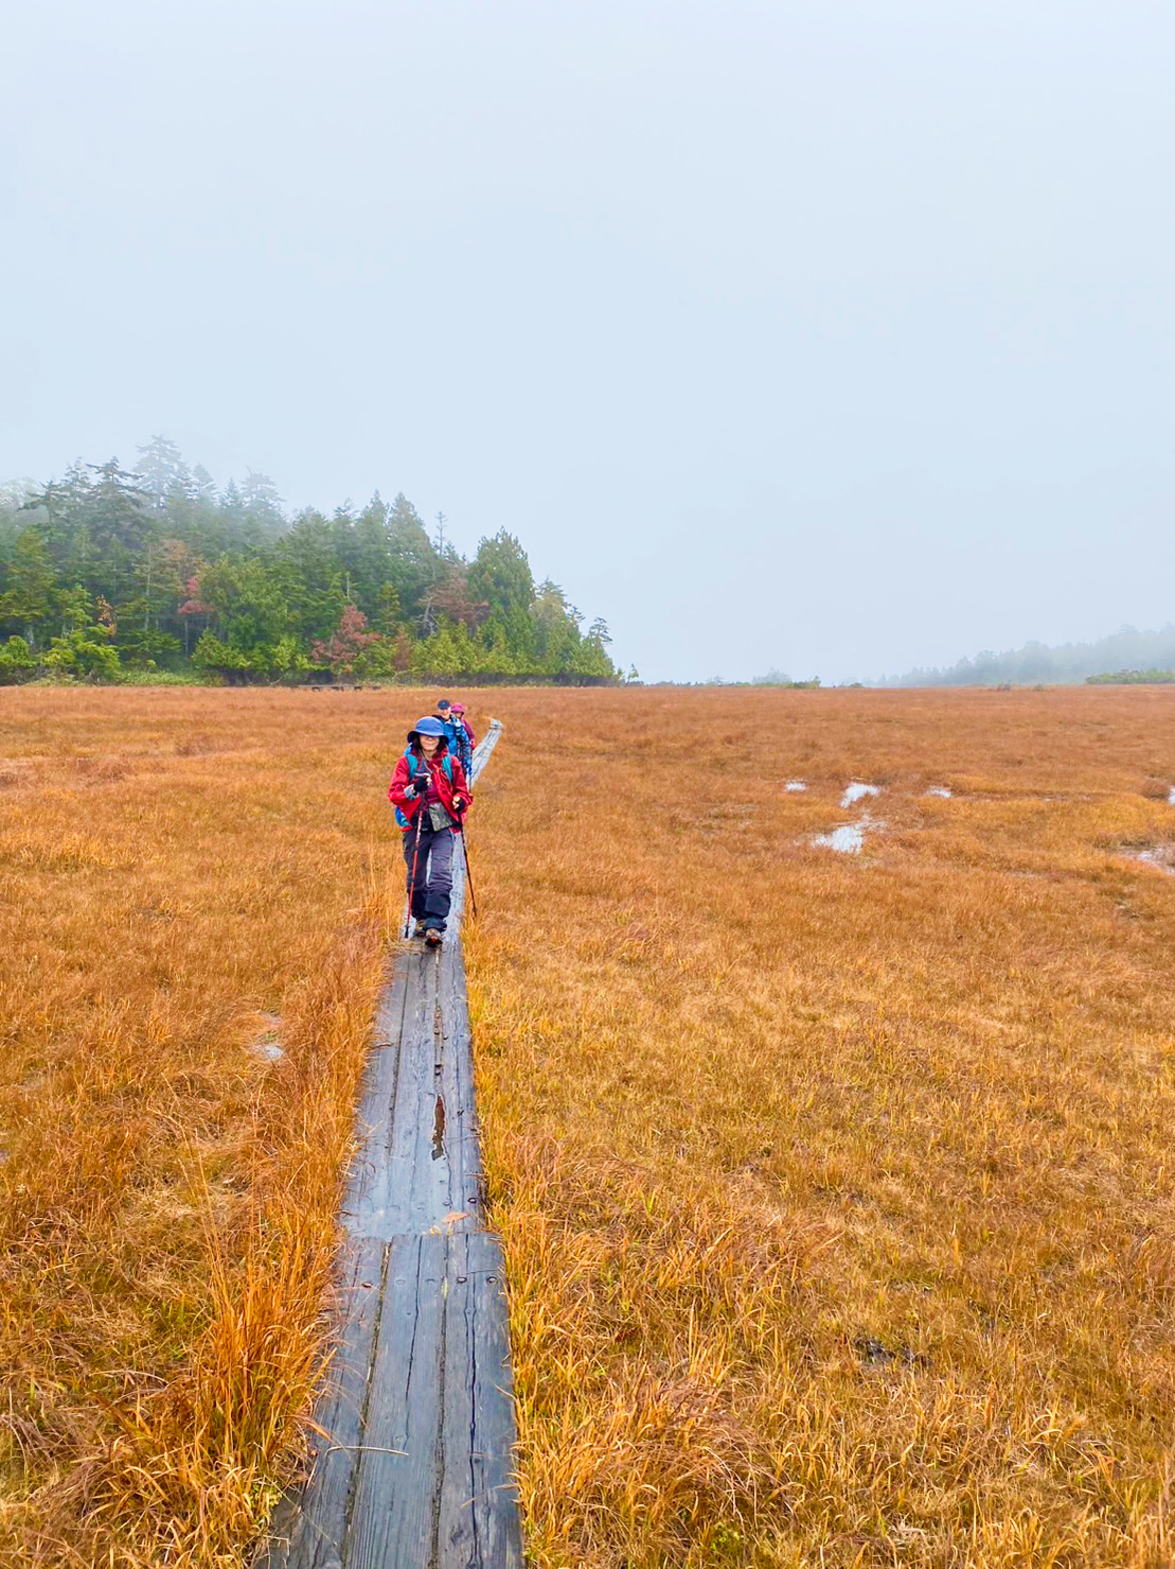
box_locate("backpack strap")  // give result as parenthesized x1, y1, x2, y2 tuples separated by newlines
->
(405, 746, 453, 781)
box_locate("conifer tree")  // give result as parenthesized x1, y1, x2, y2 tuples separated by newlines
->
(0, 529, 56, 645)
(135, 436, 191, 509)
(0, 442, 622, 684)
(239, 470, 285, 527)
(190, 465, 219, 506)
(387, 493, 441, 625)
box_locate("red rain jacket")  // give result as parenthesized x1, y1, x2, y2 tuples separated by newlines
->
(388, 747, 472, 833)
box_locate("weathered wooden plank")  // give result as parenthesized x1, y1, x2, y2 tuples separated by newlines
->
(446, 834, 469, 927)
(470, 722, 502, 783)
(350, 952, 432, 1240)
(257, 1237, 386, 1568)
(345, 1235, 446, 1568)
(341, 963, 410, 1237)
(388, 952, 457, 1236)
(437, 1231, 524, 1568)
(437, 941, 483, 1225)
(371, 955, 412, 1052)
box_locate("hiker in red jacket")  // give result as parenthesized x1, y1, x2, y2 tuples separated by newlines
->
(450, 701, 476, 772)
(388, 716, 472, 946)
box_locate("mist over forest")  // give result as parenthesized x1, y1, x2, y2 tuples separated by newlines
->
(0, 437, 620, 685)
(3, 438, 1169, 691)
(879, 625, 1175, 687)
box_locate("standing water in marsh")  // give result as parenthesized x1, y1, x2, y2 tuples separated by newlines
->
(813, 812, 886, 854)
(841, 781, 882, 808)
(1136, 847, 1175, 874)
(813, 821, 869, 854)
(813, 781, 887, 853)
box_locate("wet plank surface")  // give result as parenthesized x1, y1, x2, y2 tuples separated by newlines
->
(259, 723, 523, 1569)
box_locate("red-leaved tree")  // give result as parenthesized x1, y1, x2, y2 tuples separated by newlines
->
(310, 604, 382, 678)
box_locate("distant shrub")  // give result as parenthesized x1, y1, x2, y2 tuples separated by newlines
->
(43, 629, 122, 681)
(746, 674, 823, 689)
(1086, 669, 1175, 685)
(118, 668, 205, 686)
(0, 636, 37, 684)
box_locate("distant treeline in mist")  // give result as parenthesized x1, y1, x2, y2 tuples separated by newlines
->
(0, 437, 619, 685)
(883, 625, 1175, 688)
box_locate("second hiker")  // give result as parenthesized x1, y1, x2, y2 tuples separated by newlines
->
(388, 715, 472, 947)
(432, 697, 473, 775)
(450, 702, 476, 772)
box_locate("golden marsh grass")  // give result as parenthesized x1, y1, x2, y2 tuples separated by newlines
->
(464, 685, 1175, 1568)
(0, 688, 413, 1565)
(1, 684, 1173, 1566)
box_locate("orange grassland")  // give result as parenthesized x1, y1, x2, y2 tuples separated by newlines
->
(0, 685, 1173, 1567)
(463, 685, 1175, 1569)
(0, 688, 407, 1565)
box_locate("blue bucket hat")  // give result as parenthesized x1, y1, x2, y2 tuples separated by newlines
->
(408, 715, 446, 740)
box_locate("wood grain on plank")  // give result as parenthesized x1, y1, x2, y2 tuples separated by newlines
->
(341, 965, 408, 1237)
(437, 942, 483, 1223)
(345, 1235, 446, 1568)
(437, 1232, 525, 1568)
(258, 1237, 386, 1568)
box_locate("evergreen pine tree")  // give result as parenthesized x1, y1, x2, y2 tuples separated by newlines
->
(387, 493, 441, 626)
(0, 529, 56, 646)
(190, 465, 219, 505)
(135, 435, 190, 510)
(239, 470, 285, 529)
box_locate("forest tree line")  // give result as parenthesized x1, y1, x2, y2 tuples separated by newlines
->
(0, 437, 621, 685)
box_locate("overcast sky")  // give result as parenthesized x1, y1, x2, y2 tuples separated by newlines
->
(3, 0, 1172, 682)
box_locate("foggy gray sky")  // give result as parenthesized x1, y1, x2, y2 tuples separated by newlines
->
(3, 0, 1172, 682)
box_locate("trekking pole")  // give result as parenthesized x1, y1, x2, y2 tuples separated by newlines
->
(403, 802, 425, 939)
(457, 818, 477, 919)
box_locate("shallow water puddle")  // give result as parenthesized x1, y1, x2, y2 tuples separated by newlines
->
(1135, 847, 1175, 875)
(925, 786, 952, 798)
(251, 1041, 286, 1062)
(841, 781, 882, 808)
(785, 780, 807, 792)
(249, 1011, 285, 1062)
(813, 814, 885, 854)
(1169, 786, 1175, 806)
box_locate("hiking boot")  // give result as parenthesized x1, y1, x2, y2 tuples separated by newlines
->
(413, 919, 428, 938)
(424, 927, 443, 948)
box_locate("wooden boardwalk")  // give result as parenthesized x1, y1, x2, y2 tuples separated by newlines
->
(260, 722, 523, 1569)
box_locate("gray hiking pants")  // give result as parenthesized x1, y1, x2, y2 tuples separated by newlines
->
(402, 821, 455, 930)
